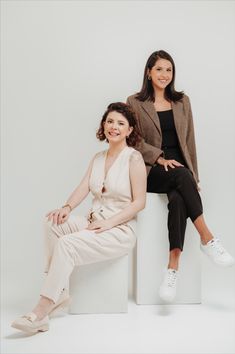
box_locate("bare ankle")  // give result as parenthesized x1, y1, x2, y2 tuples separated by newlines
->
(201, 235, 213, 245)
(168, 264, 179, 271)
(32, 297, 54, 320)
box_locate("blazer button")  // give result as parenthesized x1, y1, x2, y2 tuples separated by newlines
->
(100, 209, 103, 212)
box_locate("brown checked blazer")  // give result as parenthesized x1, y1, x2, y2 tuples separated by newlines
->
(127, 94, 199, 183)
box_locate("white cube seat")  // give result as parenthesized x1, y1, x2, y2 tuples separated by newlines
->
(136, 193, 201, 304)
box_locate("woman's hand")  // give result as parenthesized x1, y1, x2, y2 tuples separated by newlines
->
(46, 206, 70, 225)
(157, 156, 184, 171)
(87, 219, 114, 234)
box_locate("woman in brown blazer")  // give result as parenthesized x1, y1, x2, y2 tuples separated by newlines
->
(127, 50, 234, 302)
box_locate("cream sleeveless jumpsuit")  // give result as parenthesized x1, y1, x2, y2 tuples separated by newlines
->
(41, 146, 141, 303)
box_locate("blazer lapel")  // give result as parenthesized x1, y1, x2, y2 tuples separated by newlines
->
(141, 100, 162, 135)
(172, 100, 184, 147)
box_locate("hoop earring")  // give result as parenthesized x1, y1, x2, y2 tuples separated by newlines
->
(148, 76, 151, 80)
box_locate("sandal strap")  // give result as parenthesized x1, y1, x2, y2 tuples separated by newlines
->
(22, 312, 37, 322)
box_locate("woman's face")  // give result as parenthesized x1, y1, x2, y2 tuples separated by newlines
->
(148, 58, 173, 90)
(103, 111, 133, 144)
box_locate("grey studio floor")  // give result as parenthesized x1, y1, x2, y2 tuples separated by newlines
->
(1, 294, 235, 354)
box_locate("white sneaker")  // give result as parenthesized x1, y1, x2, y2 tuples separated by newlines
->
(200, 238, 235, 267)
(159, 268, 178, 302)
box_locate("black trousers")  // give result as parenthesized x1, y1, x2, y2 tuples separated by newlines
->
(147, 165, 203, 251)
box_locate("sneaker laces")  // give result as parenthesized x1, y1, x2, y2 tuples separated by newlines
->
(166, 270, 177, 287)
(209, 238, 226, 255)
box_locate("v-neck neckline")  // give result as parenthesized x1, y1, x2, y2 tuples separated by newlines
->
(103, 146, 128, 181)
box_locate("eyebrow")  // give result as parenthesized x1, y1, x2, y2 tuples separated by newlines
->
(107, 118, 127, 123)
(156, 66, 172, 69)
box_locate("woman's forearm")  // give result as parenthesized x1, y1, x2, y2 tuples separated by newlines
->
(64, 183, 89, 210)
(62, 156, 95, 210)
(108, 199, 145, 228)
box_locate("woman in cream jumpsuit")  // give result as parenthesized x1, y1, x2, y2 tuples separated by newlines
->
(12, 102, 146, 334)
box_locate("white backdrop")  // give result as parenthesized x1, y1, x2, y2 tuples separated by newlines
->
(1, 0, 235, 307)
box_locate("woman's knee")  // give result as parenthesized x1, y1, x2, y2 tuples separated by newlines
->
(174, 167, 196, 186)
(175, 167, 192, 178)
(43, 217, 64, 238)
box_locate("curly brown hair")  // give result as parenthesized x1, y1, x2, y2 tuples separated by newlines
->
(96, 102, 141, 147)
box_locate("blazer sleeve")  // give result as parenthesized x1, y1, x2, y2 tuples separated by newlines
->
(126, 96, 163, 166)
(185, 96, 200, 183)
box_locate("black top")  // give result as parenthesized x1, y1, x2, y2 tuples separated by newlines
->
(157, 109, 186, 166)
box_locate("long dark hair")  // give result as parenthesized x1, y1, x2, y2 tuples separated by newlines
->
(136, 50, 184, 102)
(96, 102, 141, 147)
